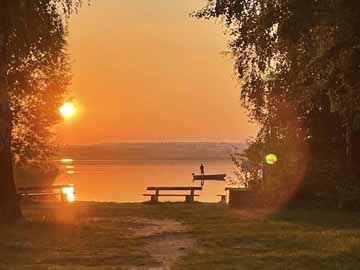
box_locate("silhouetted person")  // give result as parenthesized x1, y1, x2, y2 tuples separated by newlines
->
(200, 163, 205, 175)
(200, 163, 205, 186)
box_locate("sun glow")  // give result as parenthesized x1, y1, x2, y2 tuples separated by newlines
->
(59, 102, 76, 119)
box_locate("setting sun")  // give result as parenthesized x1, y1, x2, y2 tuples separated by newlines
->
(59, 102, 76, 119)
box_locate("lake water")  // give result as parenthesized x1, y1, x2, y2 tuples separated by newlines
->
(55, 159, 235, 202)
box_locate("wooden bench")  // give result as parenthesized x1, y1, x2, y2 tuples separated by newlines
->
(18, 184, 75, 203)
(143, 186, 202, 203)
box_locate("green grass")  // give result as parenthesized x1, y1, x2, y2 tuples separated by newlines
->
(1, 202, 360, 269)
(165, 204, 360, 270)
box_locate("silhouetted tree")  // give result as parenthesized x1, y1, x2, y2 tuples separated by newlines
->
(0, 0, 80, 222)
(196, 0, 360, 205)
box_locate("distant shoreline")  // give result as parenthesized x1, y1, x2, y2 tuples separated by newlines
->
(57, 142, 245, 161)
(60, 141, 246, 146)
(55, 158, 234, 162)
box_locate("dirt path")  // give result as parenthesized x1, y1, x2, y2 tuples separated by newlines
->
(126, 218, 195, 270)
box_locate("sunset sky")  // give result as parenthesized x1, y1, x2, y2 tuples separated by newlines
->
(55, 0, 258, 144)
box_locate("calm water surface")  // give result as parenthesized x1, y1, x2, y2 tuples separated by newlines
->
(55, 159, 234, 202)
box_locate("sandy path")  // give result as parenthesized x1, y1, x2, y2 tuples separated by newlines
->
(126, 218, 195, 270)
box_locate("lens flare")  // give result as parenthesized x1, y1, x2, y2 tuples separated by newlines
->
(265, 153, 278, 165)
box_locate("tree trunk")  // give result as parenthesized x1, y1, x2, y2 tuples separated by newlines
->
(0, 1, 22, 222)
(351, 112, 360, 179)
(345, 119, 352, 168)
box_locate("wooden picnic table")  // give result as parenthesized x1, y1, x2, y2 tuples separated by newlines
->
(18, 184, 75, 202)
(143, 186, 202, 203)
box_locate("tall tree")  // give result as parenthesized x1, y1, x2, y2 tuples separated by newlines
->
(195, 0, 360, 202)
(0, 0, 22, 221)
(9, 1, 71, 170)
(0, 0, 80, 222)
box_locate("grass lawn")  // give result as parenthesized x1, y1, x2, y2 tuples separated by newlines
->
(1, 202, 360, 269)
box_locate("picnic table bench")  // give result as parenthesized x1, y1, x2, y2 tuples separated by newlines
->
(143, 186, 202, 203)
(18, 184, 75, 202)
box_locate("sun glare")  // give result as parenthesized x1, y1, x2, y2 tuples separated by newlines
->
(59, 102, 76, 119)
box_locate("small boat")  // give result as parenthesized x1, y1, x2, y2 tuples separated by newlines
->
(192, 173, 226, 181)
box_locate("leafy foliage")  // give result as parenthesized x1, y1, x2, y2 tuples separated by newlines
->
(196, 0, 360, 206)
(6, 0, 81, 181)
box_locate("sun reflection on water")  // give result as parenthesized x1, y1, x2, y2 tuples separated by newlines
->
(60, 158, 73, 163)
(62, 185, 75, 202)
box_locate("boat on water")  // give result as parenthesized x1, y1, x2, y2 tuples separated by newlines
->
(192, 173, 226, 181)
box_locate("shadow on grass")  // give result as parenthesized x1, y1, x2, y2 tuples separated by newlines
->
(270, 206, 360, 230)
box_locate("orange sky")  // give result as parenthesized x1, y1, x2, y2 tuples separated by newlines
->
(55, 0, 258, 144)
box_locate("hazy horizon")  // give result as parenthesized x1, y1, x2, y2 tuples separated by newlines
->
(58, 141, 245, 161)
(60, 140, 248, 145)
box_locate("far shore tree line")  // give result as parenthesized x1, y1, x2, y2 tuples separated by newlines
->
(197, 0, 360, 208)
(0, 0, 81, 221)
